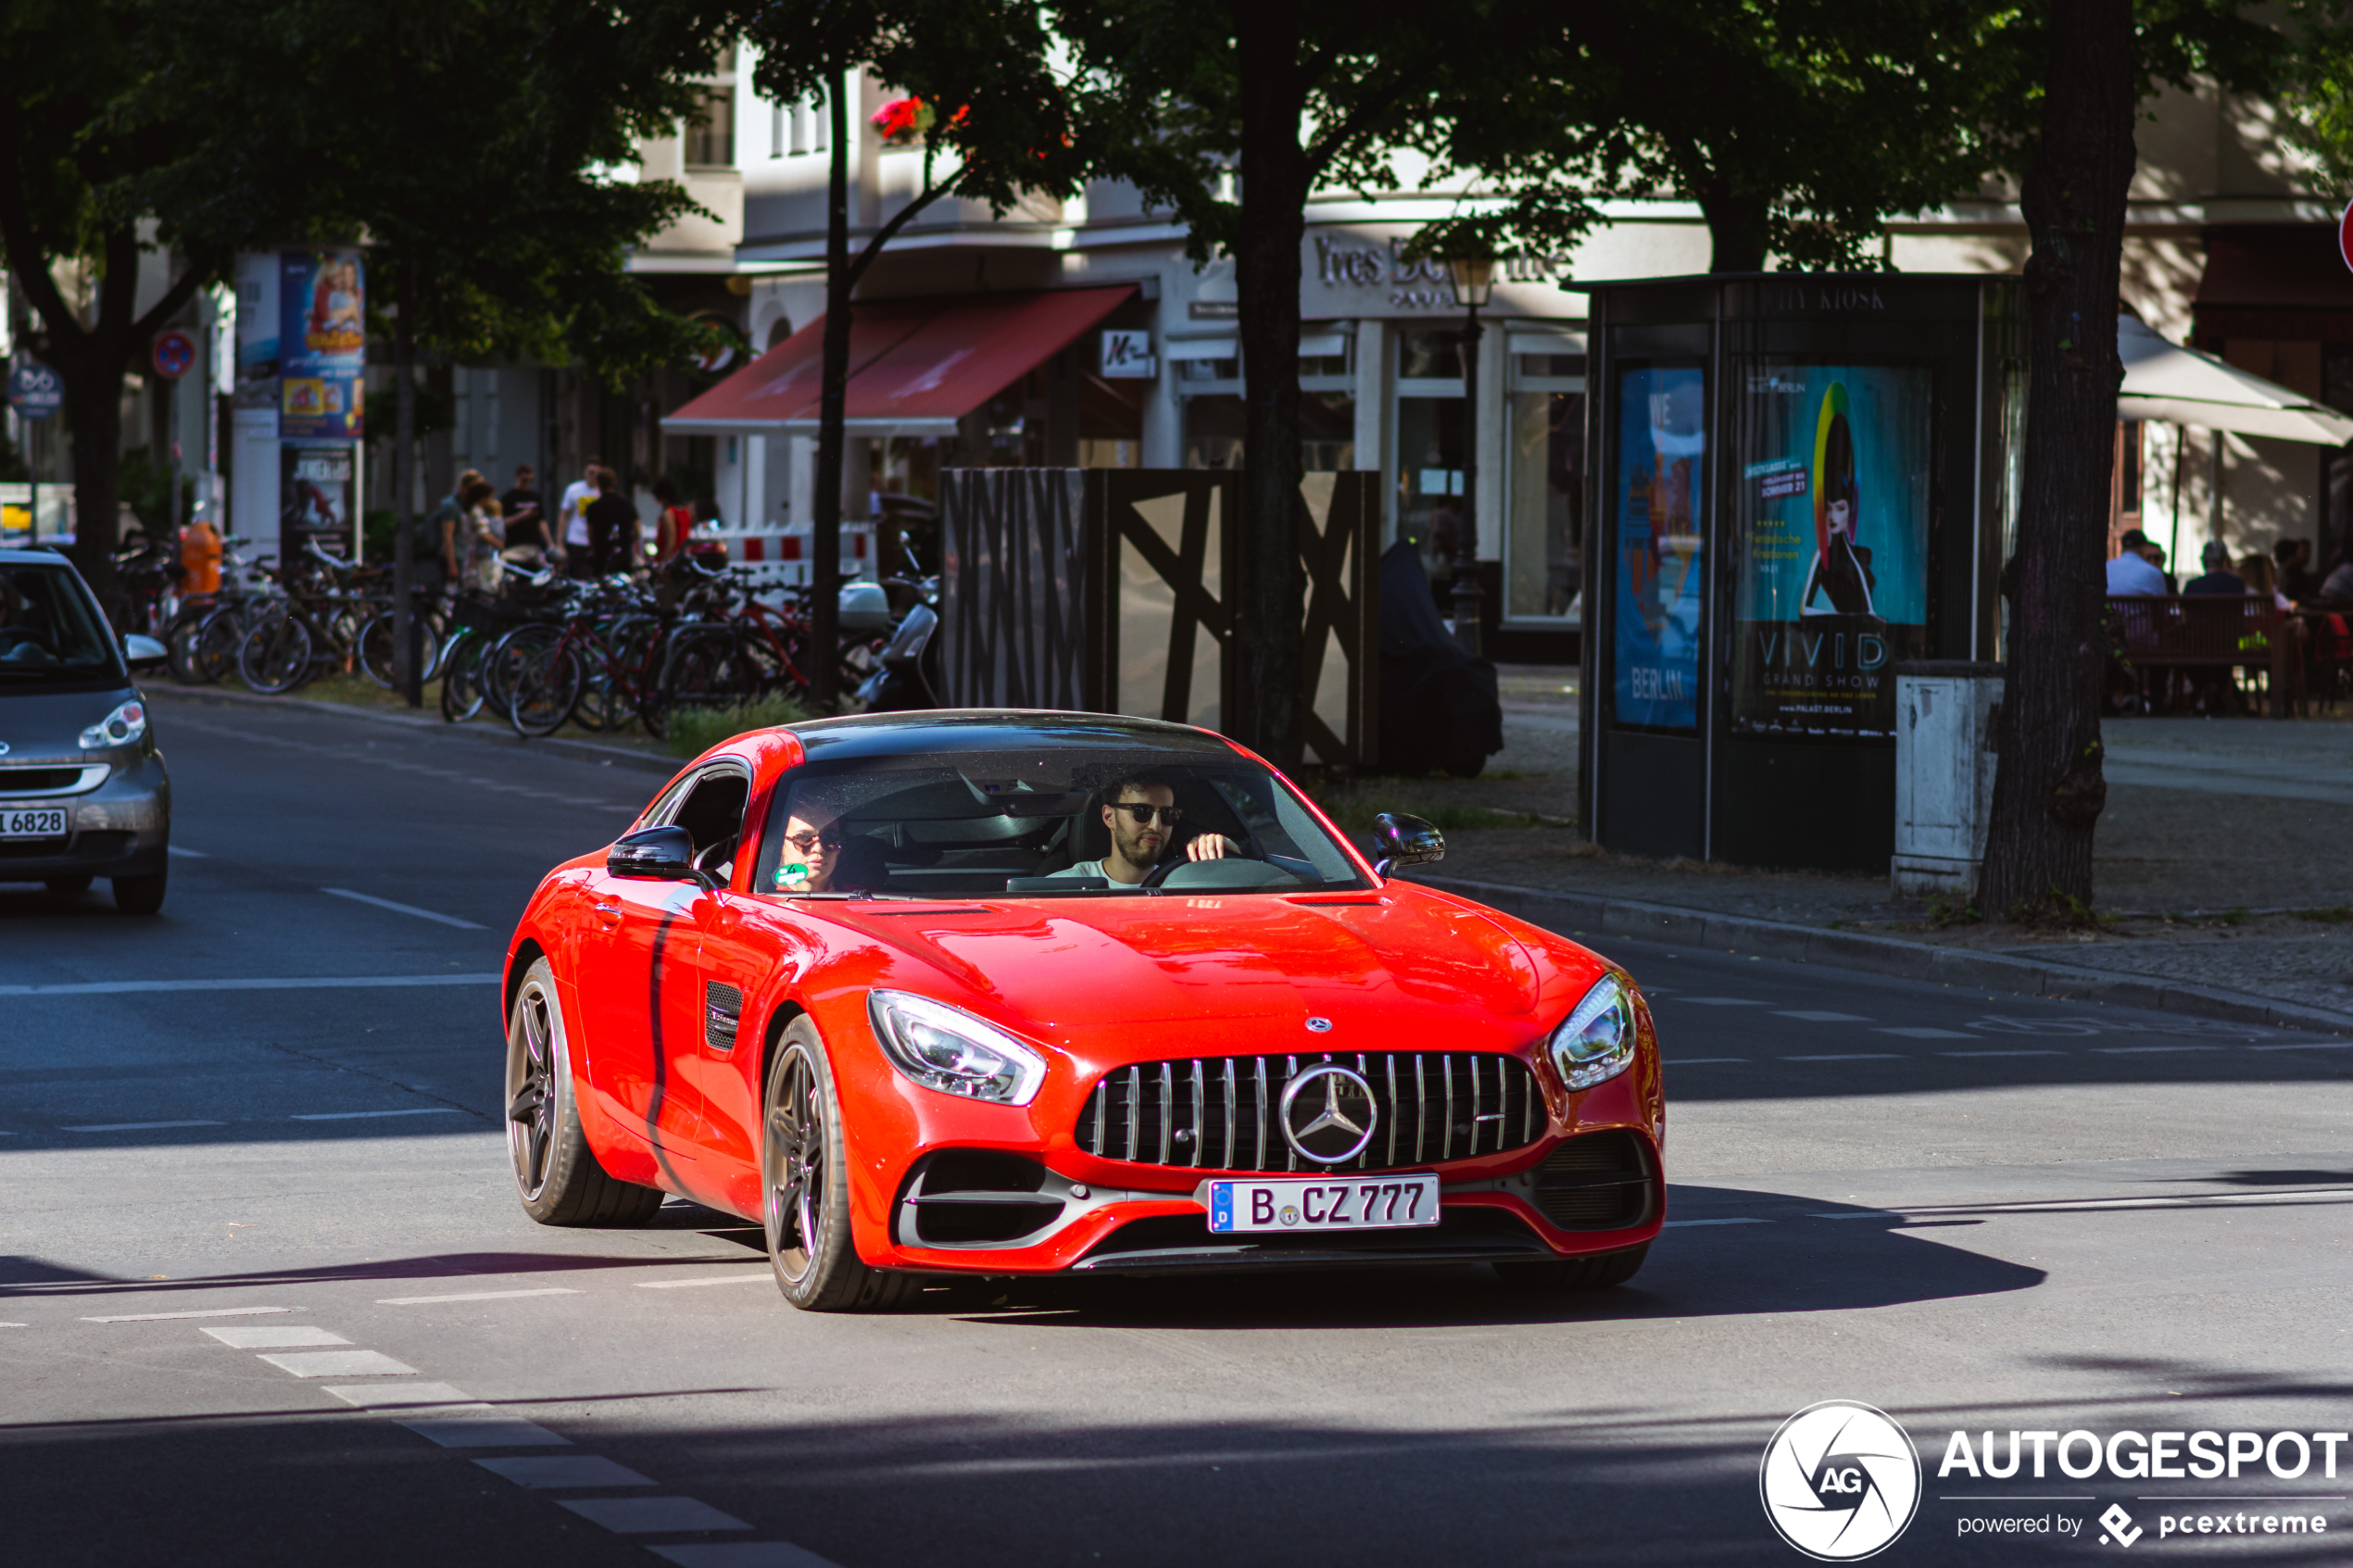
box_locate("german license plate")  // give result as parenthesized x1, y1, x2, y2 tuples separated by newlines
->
(0, 806, 66, 840)
(1205, 1173, 1441, 1234)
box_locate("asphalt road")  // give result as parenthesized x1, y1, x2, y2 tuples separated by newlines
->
(5, 693, 2350, 1566)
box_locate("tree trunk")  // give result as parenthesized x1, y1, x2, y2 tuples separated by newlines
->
(807, 68, 851, 713)
(393, 259, 420, 706)
(1698, 185, 1770, 273)
(1976, 0, 2136, 921)
(62, 347, 125, 599)
(1232, 0, 1309, 765)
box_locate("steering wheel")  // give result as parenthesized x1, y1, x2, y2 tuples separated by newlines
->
(1140, 858, 1179, 888)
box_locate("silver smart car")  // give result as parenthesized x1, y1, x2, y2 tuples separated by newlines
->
(0, 547, 172, 912)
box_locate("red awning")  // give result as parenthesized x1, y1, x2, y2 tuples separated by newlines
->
(662, 285, 1137, 439)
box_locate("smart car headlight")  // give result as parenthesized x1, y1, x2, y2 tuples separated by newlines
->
(867, 990, 1048, 1106)
(1548, 972, 1639, 1092)
(80, 698, 146, 750)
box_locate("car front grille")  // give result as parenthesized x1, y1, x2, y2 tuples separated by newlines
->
(1073, 1051, 1543, 1173)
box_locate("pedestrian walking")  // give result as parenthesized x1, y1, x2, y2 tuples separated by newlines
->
(558, 459, 602, 578)
(584, 467, 638, 577)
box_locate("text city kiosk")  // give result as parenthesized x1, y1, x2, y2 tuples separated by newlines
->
(1575, 273, 2022, 872)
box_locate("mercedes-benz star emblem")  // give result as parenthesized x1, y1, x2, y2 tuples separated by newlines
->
(1303, 1017, 1332, 1033)
(1278, 1064, 1378, 1164)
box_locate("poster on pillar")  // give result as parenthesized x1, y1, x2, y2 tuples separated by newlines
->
(278, 249, 366, 440)
(280, 444, 356, 560)
(1731, 363, 1930, 740)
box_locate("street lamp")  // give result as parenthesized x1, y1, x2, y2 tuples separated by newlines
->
(1447, 256, 1494, 654)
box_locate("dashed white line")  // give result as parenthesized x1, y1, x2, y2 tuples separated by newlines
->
(1662, 1217, 1769, 1228)
(398, 1412, 573, 1448)
(1782, 1053, 1902, 1061)
(292, 1108, 466, 1122)
(1676, 997, 1769, 1007)
(557, 1498, 752, 1534)
(323, 1381, 481, 1409)
(1876, 1027, 1974, 1039)
(167, 845, 208, 858)
(650, 1546, 845, 1568)
(1941, 1049, 2063, 1058)
(2095, 1046, 2221, 1054)
(62, 1119, 223, 1132)
(6, 974, 499, 997)
(258, 1349, 418, 1378)
(1774, 1010, 1874, 1022)
(83, 1305, 294, 1323)
(2250, 1040, 2353, 1051)
(1665, 1057, 1748, 1065)
(635, 1273, 774, 1290)
(475, 1455, 655, 1489)
(204, 1325, 348, 1348)
(321, 888, 487, 930)
(378, 1287, 580, 1305)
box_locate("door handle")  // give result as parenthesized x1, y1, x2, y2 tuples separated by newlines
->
(592, 901, 623, 929)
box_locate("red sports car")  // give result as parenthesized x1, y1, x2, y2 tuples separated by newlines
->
(502, 712, 1664, 1311)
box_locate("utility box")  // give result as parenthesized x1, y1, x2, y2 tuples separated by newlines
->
(1892, 660, 2002, 899)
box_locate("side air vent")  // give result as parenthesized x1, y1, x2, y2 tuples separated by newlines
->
(703, 983, 742, 1050)
(895, 1151, 1064, 1248)
(1532, 1130, 1656, 1231)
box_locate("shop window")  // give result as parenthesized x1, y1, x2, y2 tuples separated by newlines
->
(1396, 395, 1467, 569)
(1399, 328, 1465, 382)
(1516, 352, 1586, 380)
(1181, 391, 1353, 471)
(1505, 391, 1585, 621)
(1177, 355, 1239, 383)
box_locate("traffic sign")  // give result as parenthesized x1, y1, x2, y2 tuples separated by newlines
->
(152, 329, 198, 381)
(6, 360, 62, 420)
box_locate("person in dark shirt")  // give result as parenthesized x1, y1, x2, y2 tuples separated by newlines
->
(2184, 540, 2247, 596)
(2275, 537, 2320, 601)
(500, 465, 547, 554)
(583, 468, 640, 576)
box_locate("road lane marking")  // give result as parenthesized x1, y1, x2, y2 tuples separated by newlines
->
(1662, 1218, 1769, 1227)
(321, 887, 487, 930)
(2, 974, 500, 997)
(292, 1109, 466, 1122)
(1774, 1010, 1873, 1022)
(204, 1325, 348, 1348)
(2249, 1040, 2353, 1050)
(650, 1546, 846, 1568)
(258, 1349, 418, 1377)
(558, 1498, 752, 1534)
(1781, 1054, 1902, 1061)
(378, 1288, 580, 1305)
(1677, 997, 1768, 1006)
(83, 1305, 295, 1323)
(2095, 1046, 2221, 1054)
(635, 1273, 774, 1290)
(62, 1119, 223, 1132)
(1940, 1049, 2064, 1058)
(323, 1381, 481, 1409)
(476, 1455, 656, 1489)
(1666, 1057, 1748, 1064)
(167, 845, 208, 858)
(397, 1413, 572, 1448)
(1876, 1027, 1975, 1039)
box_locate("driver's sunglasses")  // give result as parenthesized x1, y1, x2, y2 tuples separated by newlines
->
(785, 829, 843, 852)
(1114, 804, 1183, 825)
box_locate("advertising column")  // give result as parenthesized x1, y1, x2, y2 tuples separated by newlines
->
(276, 249, 366, 564)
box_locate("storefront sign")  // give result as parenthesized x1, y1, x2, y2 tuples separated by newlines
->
(1301, 231, 1571, 319)
(1101, 330, 1155, 378)
(279, 249, 366, 440)
(1611, 364, 1705, 731)
(1730, 364, 1931, 739)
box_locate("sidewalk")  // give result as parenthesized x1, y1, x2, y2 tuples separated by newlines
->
(1365, 677, 2353, 1034)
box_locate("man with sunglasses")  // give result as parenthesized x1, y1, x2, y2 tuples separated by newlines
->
(1050, 778, 1240, 885)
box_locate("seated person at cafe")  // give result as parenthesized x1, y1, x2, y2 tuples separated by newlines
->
(2106, 528, 2168, 595)
(2277, 537, 2321, 601)
(1051, 776, 1244, 885)
(2322, 539, 2353, 607)
(2184, 540, 2246, 596)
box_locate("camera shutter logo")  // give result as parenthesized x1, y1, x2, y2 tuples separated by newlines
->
(1759, 1400, 1921, 1561)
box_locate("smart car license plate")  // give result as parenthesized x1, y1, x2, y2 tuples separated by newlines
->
(0, 806, 66, 840)
(1205, 1174, 1441, 1234)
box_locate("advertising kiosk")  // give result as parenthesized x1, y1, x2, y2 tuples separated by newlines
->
(1576, 273, 2023, 872)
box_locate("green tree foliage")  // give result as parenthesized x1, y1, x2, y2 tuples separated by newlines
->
(743, 0, 1093, 707)
(2280, 2, 2353, 197)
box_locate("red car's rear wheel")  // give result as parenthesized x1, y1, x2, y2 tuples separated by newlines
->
(762, 1018, 916, 1311)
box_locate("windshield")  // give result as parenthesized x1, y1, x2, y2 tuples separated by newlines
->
(0, 563, 121, 677)
(755, 746, 1368, 897)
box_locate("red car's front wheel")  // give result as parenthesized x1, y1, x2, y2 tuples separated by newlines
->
(761, 1018, 916, 1312)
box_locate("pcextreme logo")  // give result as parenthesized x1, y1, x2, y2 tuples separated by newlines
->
(1760, 1400, 1923, 1561)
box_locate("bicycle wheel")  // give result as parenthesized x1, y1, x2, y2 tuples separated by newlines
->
(510, 643, 585, 737)
(192, 606, 247, 685)
(661, 628, 757, 712)
(237, 608, 315, 695)
(166, 604, 218, 685)
(437, 631, 485, 721)
(358, 611, 396, 686)
(481, 625, 556, 717)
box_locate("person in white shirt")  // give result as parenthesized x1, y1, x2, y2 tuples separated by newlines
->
(1049, 777, 1243, 885)
(2105, 528, 2168, 596)
(557, 459, 602, 577)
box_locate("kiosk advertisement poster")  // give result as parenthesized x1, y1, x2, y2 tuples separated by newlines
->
(281, 443, 356, 559)
(1612, 365, 1706, 730)
(1731, 363, 1930, 738)
(278, 250, 366, 441)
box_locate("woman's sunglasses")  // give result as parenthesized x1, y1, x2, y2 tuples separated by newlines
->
(785, 829, 843, 853)
(1113, 804, 1182, 825)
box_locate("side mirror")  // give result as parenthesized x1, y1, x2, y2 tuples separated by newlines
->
(608, 825, 711, 888)
(122, 633, 170, 672)
(1370, 812, 1444, 877)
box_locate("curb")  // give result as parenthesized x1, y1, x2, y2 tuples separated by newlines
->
(143, 683, 684, 779)
(1419, 873, 2353, 1038)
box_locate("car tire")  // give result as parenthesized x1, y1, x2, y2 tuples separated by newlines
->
(44, 874, 94, 897)
(112, 870, 168, 915)
(506, 958, 664, 1227)
(761, 1016, 917, 1312)
(1495, 1242, 1648, 1291)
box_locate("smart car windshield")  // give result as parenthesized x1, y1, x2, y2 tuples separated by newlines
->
(755, 746, 1367, 897)
(0, 562, 121, 677)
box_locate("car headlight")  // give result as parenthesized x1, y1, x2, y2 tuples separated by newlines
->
(867, 990, 1048, 1106)
(1548, 972, 1639, 1091)
(80, 699, 147, 750)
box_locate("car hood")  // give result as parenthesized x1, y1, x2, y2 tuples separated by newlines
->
(0, 684, 136, 762)
(826, 890, 1554, 1048)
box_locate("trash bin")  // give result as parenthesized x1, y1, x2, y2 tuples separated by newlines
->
(1891, 660, 2003, 900)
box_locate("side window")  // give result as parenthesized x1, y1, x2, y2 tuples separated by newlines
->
(672, 768, 751, 859)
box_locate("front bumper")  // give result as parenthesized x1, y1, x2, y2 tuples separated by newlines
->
(0, 750, 170, 880)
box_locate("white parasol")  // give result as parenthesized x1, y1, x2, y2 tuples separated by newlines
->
(2116, 314, 2353, 445)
